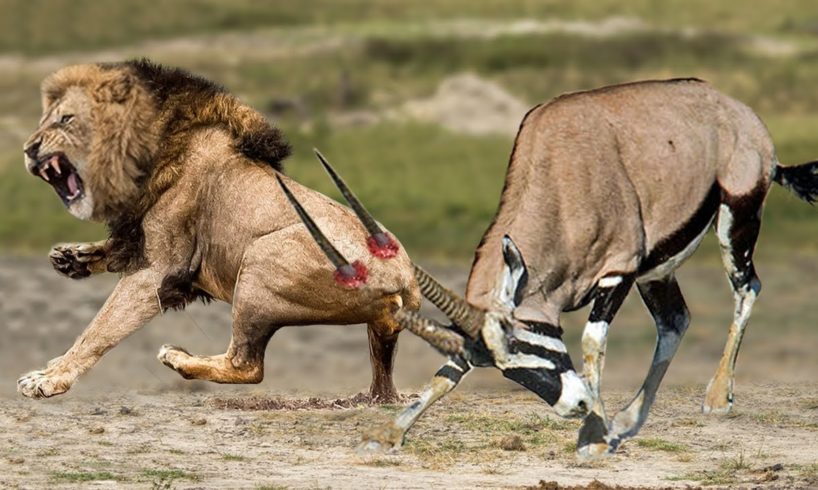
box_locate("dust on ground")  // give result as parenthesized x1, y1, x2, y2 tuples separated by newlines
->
(1, 256, 818, 488)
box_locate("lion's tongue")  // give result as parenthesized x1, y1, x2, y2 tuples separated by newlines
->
(67, 173, 79, 198)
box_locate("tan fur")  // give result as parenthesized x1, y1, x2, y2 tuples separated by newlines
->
(467, 79, 775, 318)
(18, 62, 419, 402)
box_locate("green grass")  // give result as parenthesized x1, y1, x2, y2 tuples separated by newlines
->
(636, 437, 689, 453)
(141, 468, 201, 481)
(4, 0, 818, 56)
(50, 470, 123, 483)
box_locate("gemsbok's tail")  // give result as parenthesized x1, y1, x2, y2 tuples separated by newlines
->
(774, 161, 818, 204)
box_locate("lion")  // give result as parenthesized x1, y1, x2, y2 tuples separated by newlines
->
(18, 59, 419, 402)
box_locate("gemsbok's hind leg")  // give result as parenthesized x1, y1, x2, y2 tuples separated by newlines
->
(606, 274, 690, 451)
(576, 274, 634, 458)
(359, 355, 471, 453)
(703, 194, 764, 414)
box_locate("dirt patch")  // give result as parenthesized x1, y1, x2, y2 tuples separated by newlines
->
(2, 387, 818, 488)
(397, 73, 530, 136)
(207, 392, 399, 411)
(527, 480, 677, 490)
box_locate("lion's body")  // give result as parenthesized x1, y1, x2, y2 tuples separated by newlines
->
(19, 60, 418, 401)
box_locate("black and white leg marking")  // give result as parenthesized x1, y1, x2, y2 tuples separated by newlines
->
(607, 274, 690, 451)
(359, 355, 472, 452)
(703, 191, 763, 414)
(576, 273, 634, 458)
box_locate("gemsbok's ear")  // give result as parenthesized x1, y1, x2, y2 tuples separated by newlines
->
(500, 235, 529, 309)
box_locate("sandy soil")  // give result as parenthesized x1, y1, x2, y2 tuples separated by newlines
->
(1, 255, 818, 488)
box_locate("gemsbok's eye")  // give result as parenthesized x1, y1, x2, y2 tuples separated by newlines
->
(60, 114, 74, 124)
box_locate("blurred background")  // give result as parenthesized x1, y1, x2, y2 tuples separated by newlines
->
(1, 0, 817, 400)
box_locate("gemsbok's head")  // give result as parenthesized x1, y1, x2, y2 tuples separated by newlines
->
(277, 150, 593, 419)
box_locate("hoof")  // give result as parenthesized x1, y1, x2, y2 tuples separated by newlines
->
(49, 243, 104, 279)
(358, 421, 404, 455)
(356, 439, 398, 456)
(17, 369, 70, 399)
(702, 398, 733, 415)
(576, 441, 613, 459)
(702, 377, 734, 415)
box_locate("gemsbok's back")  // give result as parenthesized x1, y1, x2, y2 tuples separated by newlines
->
(284, 78, 818, 458)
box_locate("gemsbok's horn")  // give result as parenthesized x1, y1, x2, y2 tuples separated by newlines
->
(312, 150, 486, 339)
(276, 175, 465, 355)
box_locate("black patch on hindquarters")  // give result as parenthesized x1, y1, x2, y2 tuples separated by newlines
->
(638, 183, 721, 275)
(157, 268, 213, 312)
(720, 183, 765, 291)
(502, 368, 562, 406)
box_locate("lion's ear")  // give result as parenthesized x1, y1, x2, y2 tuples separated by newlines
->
(94, 71, 135, 104)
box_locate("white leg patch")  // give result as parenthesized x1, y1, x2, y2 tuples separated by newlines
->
(598, 276, 623, 288)
(513, 328, 568, 353)
(553, 371, 593, 418)
(582, 321, 609, 351)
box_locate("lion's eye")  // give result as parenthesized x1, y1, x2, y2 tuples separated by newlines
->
(60, 114, 74, 124)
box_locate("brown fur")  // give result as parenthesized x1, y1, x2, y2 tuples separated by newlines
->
(18, 61, 418, 403)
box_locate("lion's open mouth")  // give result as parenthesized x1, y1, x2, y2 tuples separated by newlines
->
(34, 153, 85, 205)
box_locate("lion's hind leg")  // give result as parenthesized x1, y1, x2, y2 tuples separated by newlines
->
(158, 322, 278, 384)
(50, 240, 109, 279)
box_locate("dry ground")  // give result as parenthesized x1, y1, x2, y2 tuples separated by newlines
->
(1, 256, 818, 488)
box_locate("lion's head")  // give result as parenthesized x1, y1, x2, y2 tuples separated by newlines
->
(23, 63, 159, 221)
(25, 60, 289, 228)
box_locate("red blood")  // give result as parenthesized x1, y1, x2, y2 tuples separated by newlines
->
(333, 260, 368, 289)
(367, 233, 400, 259)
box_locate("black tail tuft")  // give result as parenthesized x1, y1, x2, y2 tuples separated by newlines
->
(774, 161, 818, 204)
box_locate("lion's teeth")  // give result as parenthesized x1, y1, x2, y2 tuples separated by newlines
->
(39, 166, 50, 181)
(51, 156, 61, 175)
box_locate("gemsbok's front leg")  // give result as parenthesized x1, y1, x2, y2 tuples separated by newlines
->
(49, 240, 110, 279)
(17, 268, 161, 398)
(359, 355, 472, 453)
(606, 274, 690, 451)
(576, 274, 634, 458)
(703, 194, 763, 414)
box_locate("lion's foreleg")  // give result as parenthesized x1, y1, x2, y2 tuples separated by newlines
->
(17, 268, 161, 398)
(49, 240, 111, 279)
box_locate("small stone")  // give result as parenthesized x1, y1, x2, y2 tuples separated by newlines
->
(88, 427, 105, 434)
(8, 457, 24, 464)
(90, 407, 107, 416)
(119, 406, 133, 416)
(191, 418, 207, 426)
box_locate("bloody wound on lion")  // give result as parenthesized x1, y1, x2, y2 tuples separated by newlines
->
(276, 175, 369, 289)
(314, 149, 400, 259)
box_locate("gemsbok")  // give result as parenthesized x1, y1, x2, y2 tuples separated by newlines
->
(281, 78, 818, 457)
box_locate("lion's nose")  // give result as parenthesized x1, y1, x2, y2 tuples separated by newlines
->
(24, 140, 41, 160)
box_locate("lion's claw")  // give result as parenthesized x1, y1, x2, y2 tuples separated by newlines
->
(17, 369, 69, 399)
(49, 243, 106, 279)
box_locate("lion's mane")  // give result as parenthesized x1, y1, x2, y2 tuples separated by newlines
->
(41, 59, 291, 272)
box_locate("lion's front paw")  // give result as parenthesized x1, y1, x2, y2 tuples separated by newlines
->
(49, 242, 106, 279)
(17, 369, 71, 399)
